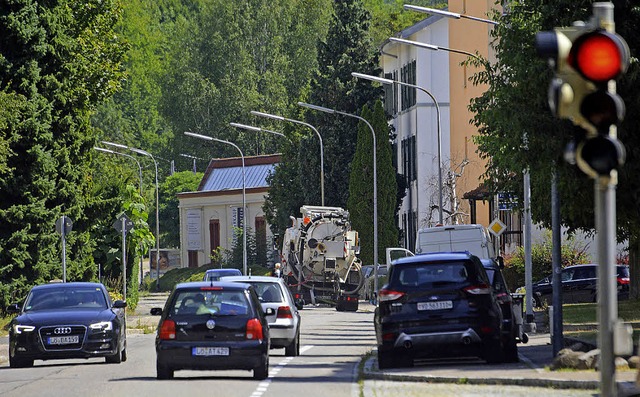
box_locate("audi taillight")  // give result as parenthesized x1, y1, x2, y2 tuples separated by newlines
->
(463, 284, 491, 295)
(378, 289, 405, 302)
(246, 318, 264, 341)
(159, 319, 176, 340)
(276, 306, 293, 319)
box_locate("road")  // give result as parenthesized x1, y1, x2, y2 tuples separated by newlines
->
(0, 302, 600, 397)
(0, 305, 375, 397)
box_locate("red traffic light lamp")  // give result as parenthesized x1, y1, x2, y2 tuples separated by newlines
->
(569, 31, 629, 84)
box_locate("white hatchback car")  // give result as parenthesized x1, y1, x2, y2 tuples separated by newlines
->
(221, 275, 301, 356)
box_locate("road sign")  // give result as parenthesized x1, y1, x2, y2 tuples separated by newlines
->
(113, 214, 134, 234)
(488, 218, 507, 237)
(55, 216, 73, 235)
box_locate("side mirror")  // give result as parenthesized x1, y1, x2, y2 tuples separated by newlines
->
(7, 303, 21, 314)
(264, 307, 276, 316)
(113, 300, 127, 309)
(150, 307, 163, 316)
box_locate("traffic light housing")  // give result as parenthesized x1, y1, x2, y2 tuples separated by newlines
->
(536, 25, 629, 178)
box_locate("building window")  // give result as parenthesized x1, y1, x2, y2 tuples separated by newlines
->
(384, 71, 398, 115)
(255, 217, 267, 266)
(209, 219, 220, 263)
(401, 60, 416, 111)
(401, 135, 417, 184)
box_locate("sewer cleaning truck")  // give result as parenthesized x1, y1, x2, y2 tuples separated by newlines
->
(280, 206, 363, 311)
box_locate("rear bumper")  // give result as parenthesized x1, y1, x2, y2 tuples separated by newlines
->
(392, 328, 482, 349)
(156, 340, 267, 371)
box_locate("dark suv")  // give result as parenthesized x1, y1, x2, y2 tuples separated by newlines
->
(374, 252, 505, 368)
(532, 264, 630, 306)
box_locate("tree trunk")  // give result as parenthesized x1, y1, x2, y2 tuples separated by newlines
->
(629, 235, 640, 300)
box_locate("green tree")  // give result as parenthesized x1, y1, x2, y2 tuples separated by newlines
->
(0, 0, 126, 308)
(468, 1, 640, 297)
(347, 101, 398, 265)
(159, 171, 203, 248)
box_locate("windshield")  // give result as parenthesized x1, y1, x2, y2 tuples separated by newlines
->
(24, 287, 108, 312)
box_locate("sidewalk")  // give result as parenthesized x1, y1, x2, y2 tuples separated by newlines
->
(362, 331, 640, 395)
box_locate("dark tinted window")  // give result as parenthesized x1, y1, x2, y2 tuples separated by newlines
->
(171, 289, 249, 316)
(617, 266, 629, 278)
(572, 266, 596, 280)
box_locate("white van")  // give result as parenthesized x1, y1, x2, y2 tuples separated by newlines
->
(414, 224, 495, 259)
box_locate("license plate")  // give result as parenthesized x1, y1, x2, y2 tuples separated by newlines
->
(192, 347, 229, 356)
(417, 301, 453, 311)
(48, 335, 79, 345)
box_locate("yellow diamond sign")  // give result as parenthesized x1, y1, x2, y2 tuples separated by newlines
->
(488, 218, 506, 237)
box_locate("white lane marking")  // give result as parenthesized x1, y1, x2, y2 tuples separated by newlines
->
(249, 345, 314, 397)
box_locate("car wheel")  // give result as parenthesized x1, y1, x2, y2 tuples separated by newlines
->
(503, 336, 519, 363)
(121, 347, 127, 362)
(377, 350, 396, 369)
(157, 361, 174, 380)
(285, 330, 300, 357)
(9, 355, 33, 368)
(483, 337, 505, 364)
(105, 348, 122, 364)
(253, 355, 269, 380)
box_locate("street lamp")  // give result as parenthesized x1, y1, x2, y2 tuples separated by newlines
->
(94, 147, 145, 287)
(297, 101, 380, 296)
(102, 141, 161, 289)
(250, 110, 325, 206)
(352, 72, 443, 225)
(229, 122, 286, 138)
(403, 4, 498, 26)
(179, 153, 207, 173)
(388, 37, 481, 61)
(184, 131, 247, 276)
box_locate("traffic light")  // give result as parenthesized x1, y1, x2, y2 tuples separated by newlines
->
(536, 25, 629, 178)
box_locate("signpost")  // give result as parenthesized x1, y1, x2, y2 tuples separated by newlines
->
(55, 216, 73, 282)
(113, 214, 134, 300)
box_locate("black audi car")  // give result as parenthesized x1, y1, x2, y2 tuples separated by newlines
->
(374, 252, 504, 368)
(152, 281, 270, 380)
(7, 282, 127, 368)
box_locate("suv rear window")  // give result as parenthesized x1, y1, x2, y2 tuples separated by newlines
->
(390, 260, 479, 289)
(171, 289, 249, 316)
(617, 266, 629, 278)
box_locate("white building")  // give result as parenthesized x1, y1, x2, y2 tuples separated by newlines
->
(177, 154, 279, 268)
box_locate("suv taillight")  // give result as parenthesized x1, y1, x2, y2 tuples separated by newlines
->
(378, 289, 405, 302)
(617, 276, 629, 285)
(276, 306, 293, 319)
(463, 284, 491, 295)
(159, 319, 176, 340)
(246, 318, 264, 341)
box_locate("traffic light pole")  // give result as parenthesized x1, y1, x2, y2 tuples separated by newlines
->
(594, 4, 619, 397)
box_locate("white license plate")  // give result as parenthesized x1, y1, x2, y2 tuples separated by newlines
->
(417, 301, 453, 311)
(48, 335, 79, 345)
(192, 347, 229, 356)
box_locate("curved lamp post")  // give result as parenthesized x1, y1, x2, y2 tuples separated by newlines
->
(250, 110, 324, 206)
(102, 141, 161, 290)
(352, 72, 443, 225)
(184, 131, 247, 276)
(403, 4, 498, 25)
(230, 122, 286, 138)
(297, 101, 380, 297)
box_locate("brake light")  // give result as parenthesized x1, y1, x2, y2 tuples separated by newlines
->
(276, 306, 293, 319)
(382, 332, 397, 342)
(378, 289, 405, 302)
(480, 325, 496, 335)
(463, 284, 491, 295)
(617, 276, 629, 285)
(159, 319, 176, 340)
(246, 318, 264, 341)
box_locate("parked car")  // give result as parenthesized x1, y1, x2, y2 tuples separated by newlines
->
(532, 264, 630, 306)
(360, 264, 388, 301)
(481, 259, 520, 362)
(7, 282, 127, 368)
(221, 275, 301, 356)
(203, 268, 242, 282)
(151, 281, 270, 380)
(374, 252, 505, 369)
